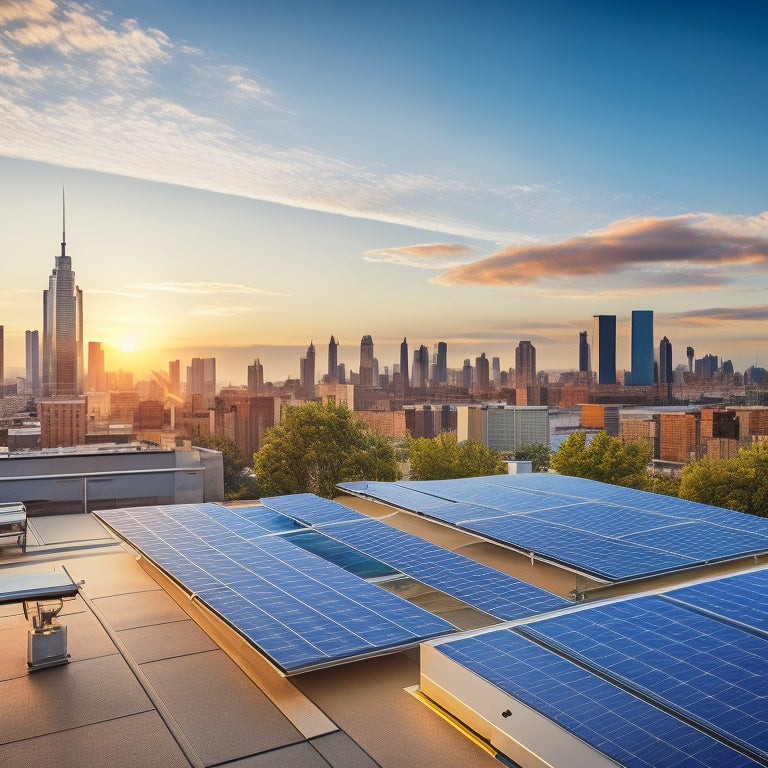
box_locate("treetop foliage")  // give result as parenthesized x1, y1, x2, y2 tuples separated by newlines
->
(407, 432, 505, 480)
(254, 401, 400, 499)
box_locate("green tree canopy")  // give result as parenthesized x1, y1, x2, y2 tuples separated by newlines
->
(679, 444, 768, 516)
(511, 442, 551, 473)
(407, 432, 505, 480)
(193, 431, 249, 498)
(254, 401, 400, 498)
(550, 431, 651, 489)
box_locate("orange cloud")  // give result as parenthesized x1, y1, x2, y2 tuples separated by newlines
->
(363, 243, 476, 268)
(435, 215, 768, 286)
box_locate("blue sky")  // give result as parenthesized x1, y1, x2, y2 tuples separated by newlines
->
(1, 0, 767, 383)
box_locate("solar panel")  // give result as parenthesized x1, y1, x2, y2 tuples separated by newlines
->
(664, 569, 768, 638)
(260, 493, 366, 525)
(316, 518, 570, 620)
(518, 596, 768, 762)
(437, 628, 762, 768)
(339, 475, 768, 582)
(95, 504, 454, 674)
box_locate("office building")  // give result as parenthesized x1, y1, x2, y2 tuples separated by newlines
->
(38, 397, 87, 448)
(687, 346, 694, 372)
(188, 357, 217, 404)
(578, 330, 590, 373)
(659, 336, 673, 384)
(514, 340, 536, 389)
(457, 404, 549, 452)
(359, 335, 374, 387)
(630, 310, 654, 386)
(25, 330, 40, 395)
(87, 341, 106, 391)
(475, 352, 490, 391)
(247, 358, 263, 394)
(42, 199, 83, 396)
(168, 359, 181, 397)
(462, 359, 472, 388)
(327, 335, 339, 383)
(592, 315, 616, 384)
(412, 345, 429, 388)
(300, 341, 316, 399)
(435, 341, 448, 384)
(400, 338, 409, 394)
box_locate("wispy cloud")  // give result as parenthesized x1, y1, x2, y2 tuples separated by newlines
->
(0, 0, 555, 241)
(134, 281, 283, 296)
(362, 243, 477, 269)
(436, 213, 768, 288)
(664, 305, 768, 325)
(89, 288, 145, 298)
(190, 304, 264, 317)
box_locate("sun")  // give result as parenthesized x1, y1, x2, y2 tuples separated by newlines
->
(117, 339, 141, 353)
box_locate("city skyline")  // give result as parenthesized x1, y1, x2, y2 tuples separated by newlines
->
(2, 1, 768, 384)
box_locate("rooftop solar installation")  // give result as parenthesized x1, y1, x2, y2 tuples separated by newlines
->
(663, 568, 768, 638)
(95, 504, 454, 674)
(518, 596, 768, 763)
(259, 493, 570, 620)
(260, 493, 367, 525)
(436, 628, 763, 768)
(338, 475, 768, 582)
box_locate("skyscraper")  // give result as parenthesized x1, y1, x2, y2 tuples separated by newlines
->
(435, 341, 448, 384)
(515, 341, 536, 389)
(630, 310, 654, 386)
(87, 341, 106, 391)
(659, 336, 673, 384)
(0, 325, 3, 391)
(592, 315, 616, 385)
(189, 357, 216, 403)
(26, 330, 40, 395)
(327, 335, 338, 384)
(462, 359, 472, 389)
(300, 341, 316, 398)
(687, 346, 694, 372)
(169, 359, 181, 397)
(42, 195, 83, 396)
(359, 335, 374, 387)
(475, 352, 490, 391)
(412, 345, 429, 388)
(400, 338, 409, 395)
(247, 358, 264, 393)
(578, 331, 590, 373)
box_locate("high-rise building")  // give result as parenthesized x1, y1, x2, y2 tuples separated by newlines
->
(400, 338, 409, 394)
(659, 337, 673, 384)
(169, 359, 181, 397)
(26, 330, 40, 395)
(247, 358, 264, 393)
(300, 341, 316, 398)
(39, 397, 87, 448)
(359, 335, 374, 387)
(337, 363, 346, 385)
(435, 342, 448, 384)
(687, 346, 695, 372)
(412, 345, 429, 388)
(578, 331, 590, 373)
(491, 356, 501, 388)
(42, 196, 83, 396)
(630, 310, 654, 386)
(475, 352, 490, 391)
(462, 359, 472, 389)
(515, 341, 536, 389)
(327, 335, 338, 384)
(87, 341, 106, 391)
(592, 315, 616, 384)
(188, 357, 216, 403)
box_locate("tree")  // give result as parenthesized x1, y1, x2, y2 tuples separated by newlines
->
(254, 401, 400, 498)
(679, 444, 768, 516)
(550, 431, 651, 489)
(512, 442, 551, 473)
(407, 432, 505, 480)
(193, 432, 250, 498)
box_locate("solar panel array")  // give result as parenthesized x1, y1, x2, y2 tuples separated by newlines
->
(339, 475, 768, 581)
(259, 495, 570, 621)
(438, 629, 763, 768)
(436, 567, 768, 767)
(95, 503, 454, 674)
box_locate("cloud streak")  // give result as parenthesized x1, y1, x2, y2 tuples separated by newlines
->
(134, 281, 283, 296)
(436, 214, 768, 287)
(362, 243, 477, 269)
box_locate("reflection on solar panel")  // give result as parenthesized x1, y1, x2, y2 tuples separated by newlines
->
(95, 504, 454, 674)
(518, 596, 768, 762)
(664, 568, 768, 638)
(260, 493, 366, 525)
(438, 629, 763, 768)
(339, 475, 768, 582)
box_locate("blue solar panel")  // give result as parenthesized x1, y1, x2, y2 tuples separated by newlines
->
(260, 493, 366, 525)
(664, 569, 768, 638)
(339, 475, 768, 582)
(317, 518, 570, 620)
(518, 596, 768, 762)
(437, 629, 762, 768)
(95, 504, 454, 673)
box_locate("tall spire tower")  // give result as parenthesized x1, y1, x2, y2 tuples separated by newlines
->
(42, 190, 83, 396)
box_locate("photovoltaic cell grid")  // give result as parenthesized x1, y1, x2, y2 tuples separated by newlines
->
(338, 475, 768, 581)
(259, 497, 571, 620)
(437, 629, 763, 768)
(518, 596, 768, 762)
(95, 504, 454, 673)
